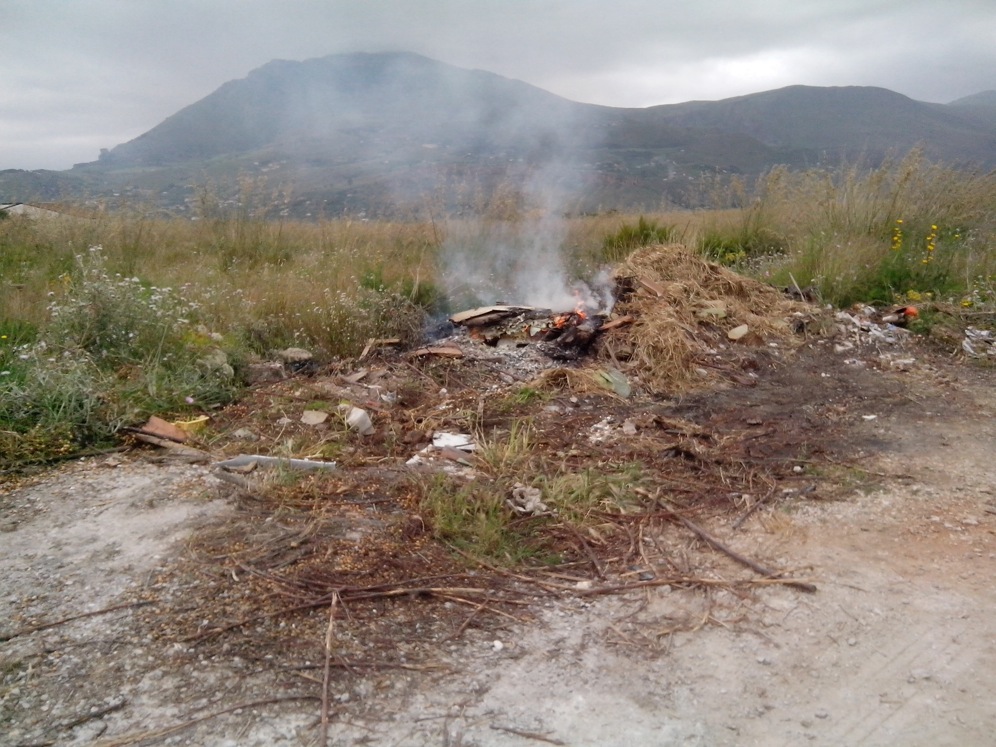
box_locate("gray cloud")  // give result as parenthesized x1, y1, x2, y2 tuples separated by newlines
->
(2, 0, 994, 169)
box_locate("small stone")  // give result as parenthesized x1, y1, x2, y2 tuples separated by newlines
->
(246, 361, 286, 384)
(492, 640, 504, 652)
(301, 410, 329, 425)
(847, 637, 858, 646)
(728, 324, 750, 340)
(815, 710, 829, 719)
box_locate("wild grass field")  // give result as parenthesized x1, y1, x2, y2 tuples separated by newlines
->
(2, 149, 994, 467)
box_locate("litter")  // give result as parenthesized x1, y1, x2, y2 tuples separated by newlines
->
(338, 405, 374, 435)
(506, 483, 549, 515)
(432, 432, 476, 451)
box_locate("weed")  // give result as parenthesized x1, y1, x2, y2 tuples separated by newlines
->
(534, 464, 646, 524)
(729, 150, 996, 308)
(0, 247, 243, 467)
(419, 473, 547, 565)
(599, 216, 678, 263)
(490, 386, 551, 415)
(416, 422, 647, 566)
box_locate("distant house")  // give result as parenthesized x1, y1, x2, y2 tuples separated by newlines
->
(0, 202, 85, 220)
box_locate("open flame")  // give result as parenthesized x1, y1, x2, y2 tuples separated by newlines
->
(553, 295, 590, 329)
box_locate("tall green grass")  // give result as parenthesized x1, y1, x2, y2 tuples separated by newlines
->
(696, 151, 996, 307)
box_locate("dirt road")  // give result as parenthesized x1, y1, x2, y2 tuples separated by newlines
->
(2, 347, 994, 747)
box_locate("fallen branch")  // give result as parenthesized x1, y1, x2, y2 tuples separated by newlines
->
(560, 523, 606, 581)
(215, 454, 337, 472)
(319, 593, 339, 747)
(181, 583, 528, 643)
(281, 660, 448, 674)
(489, 724, 567, 745)
(89, 696, 318, 747)
(403, 345, 464, 360)
(127, 432, 210, 461)
(597, 315, 635, 332)
(57, 697, 127, 733)
(448, 600, 489, 640)
(675, 514, 817, 593)
(731, 488, 777, 530)
(574, 576, 817, 596)
(1, 601, 154, 642)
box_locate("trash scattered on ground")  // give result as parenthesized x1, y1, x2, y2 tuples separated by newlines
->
(134, 415, 188, 443)
(273, 347, 315, 366)
(406, 431, 478, 474)
(592, 367, 631, 397)
(338, 405, 374, 435)
(173, 415, 210, 434)
(834, 308, 911, 347)
(963, 327, 996, 358)
(432, 432, 476, 451)
(507, 483, 549, 515)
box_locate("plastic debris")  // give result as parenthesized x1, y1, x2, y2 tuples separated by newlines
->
(506, 483, 549, 515)
(173, 415, 209, 435)
(338, 405, 374, 435)
(592, 368, 631, 397)
(432, 432, 476, 451)
(963, 327, 995, 358)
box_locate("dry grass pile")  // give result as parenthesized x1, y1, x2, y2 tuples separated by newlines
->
(609, 244, 817, 394)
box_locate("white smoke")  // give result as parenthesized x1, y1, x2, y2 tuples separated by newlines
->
(439, 161, 615, 315)
(438, 213, 615, 314)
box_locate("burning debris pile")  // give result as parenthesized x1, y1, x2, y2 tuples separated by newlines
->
(444, 244, 819, 395)
(448, 302, 612, 361)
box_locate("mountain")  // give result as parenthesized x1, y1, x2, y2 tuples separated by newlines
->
(646, 85, 996, 165)
(99, 52, 594, 168)
(1, 53, 994, 217)
(948, 90, 996, 108)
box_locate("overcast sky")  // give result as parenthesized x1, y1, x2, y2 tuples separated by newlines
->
(3, 0, 994, 170)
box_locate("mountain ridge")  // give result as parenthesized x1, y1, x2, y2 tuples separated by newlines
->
(2, 52, 993, 216)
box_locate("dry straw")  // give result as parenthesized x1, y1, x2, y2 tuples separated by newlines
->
(609, 244, 815, 394)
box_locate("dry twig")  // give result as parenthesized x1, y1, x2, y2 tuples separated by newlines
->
(89, 697, 318, 747)
(673, 513, 817, 593)
(1, 601, 154, 642)
(489, 723, 567, 745)
(319, 593, 340, 747)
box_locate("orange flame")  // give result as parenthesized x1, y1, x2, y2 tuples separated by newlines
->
(572, 288, 589, 320)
